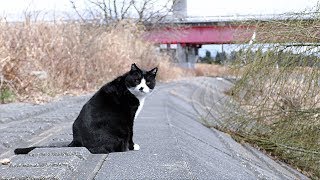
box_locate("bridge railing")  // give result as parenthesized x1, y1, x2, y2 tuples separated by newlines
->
(164, 12, 319, 23)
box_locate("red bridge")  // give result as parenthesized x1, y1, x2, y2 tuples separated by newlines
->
(145, 0, 316, 65)
(143, 13, 315, 65)
(143, 19, 256, 65)
(144, 23, 254, 45)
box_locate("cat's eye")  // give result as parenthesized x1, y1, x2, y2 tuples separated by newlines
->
(135, 79, 140, 84)
(146, 81, 151, 85)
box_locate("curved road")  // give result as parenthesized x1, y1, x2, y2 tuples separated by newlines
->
(0, 77, 308, 179)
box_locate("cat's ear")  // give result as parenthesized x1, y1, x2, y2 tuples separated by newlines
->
(131, 63, 140, 71)
(149, 67, 158, 76)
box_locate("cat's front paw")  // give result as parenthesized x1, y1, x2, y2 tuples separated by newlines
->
(133, 144, 140, 151)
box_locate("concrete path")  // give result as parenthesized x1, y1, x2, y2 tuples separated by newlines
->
(0, 77, 308, 179)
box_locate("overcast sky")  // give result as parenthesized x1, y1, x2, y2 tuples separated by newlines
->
(188, 0, 318, 16)
(0, 0, 318, 18)
(0, 0, 318, 55)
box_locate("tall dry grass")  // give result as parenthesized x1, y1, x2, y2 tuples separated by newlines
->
(0, 18, 186, 103)
(219, 10, 320, 178)
(194, 63, 231, 77)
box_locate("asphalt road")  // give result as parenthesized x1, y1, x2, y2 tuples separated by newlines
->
(0, 77, 308, 179)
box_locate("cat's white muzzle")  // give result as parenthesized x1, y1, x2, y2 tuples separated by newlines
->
(128, 78, 151, 98)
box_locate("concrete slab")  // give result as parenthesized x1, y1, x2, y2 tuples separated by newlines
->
(0, 77, 309, 179)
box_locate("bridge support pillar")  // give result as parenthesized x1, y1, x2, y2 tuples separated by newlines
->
(175, 44, 200, 68)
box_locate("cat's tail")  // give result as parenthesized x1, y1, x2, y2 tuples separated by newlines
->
(14, 141, 82, 154)
(14, 145, 68, 155)
(14, 147, 38, 154)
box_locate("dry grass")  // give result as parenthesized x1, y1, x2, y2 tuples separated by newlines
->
(194, 63, 230, 77)
(0, 19, 186, 103)
(226, 65, 320, 178)
(210, 9, 320, 178)
(222, 41, 320, 178)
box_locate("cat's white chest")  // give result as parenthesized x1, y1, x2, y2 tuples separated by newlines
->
(135, 97, 145, 120)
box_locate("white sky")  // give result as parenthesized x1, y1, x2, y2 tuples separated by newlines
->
(0, 0, 73, 13)
(0, 0, 318, 56)
(0, 0, 318, 17)
(188, 0, 319, 16)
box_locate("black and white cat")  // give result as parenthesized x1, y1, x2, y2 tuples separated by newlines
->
(14, 63, 158, 154)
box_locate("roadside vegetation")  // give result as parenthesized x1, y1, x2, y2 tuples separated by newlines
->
(217, 8, 320, 179)
(0, 18, 188, 103)
(0, 0, 190, 103)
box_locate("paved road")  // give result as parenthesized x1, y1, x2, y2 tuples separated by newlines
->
(0, 77, 308, 179)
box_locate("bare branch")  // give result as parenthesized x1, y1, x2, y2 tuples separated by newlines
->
(120, 0, 134, 19)
(113, 0, 118, 20)
(107, 0, 113, 19)
(69, 1, 85, 22)
(77, 0, 175, 24)
(133, 0, 149, 21)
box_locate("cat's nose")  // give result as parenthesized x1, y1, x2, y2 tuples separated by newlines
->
(139, 87, 144, 91)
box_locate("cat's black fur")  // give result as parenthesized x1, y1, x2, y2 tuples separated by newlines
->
(68, 63, 157, 153)
(14, 63, 157, 154)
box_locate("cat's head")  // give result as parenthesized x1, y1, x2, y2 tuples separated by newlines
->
(126, 63, 158, 98)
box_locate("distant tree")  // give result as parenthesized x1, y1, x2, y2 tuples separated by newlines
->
(214, 51, 226, 64)
(215, 52, 221, 64)
(199, 50, 213, 64)
(229, 50, 237, 62)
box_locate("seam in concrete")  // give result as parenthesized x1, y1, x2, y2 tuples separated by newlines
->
(89, 154, 108, 180)
(164, 98, 196, 179)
